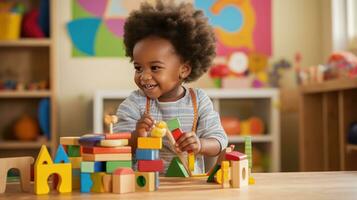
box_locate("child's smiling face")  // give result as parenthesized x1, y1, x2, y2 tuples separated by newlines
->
(133, 36, 191, 102)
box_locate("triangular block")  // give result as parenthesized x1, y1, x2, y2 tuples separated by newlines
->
(54, 145, 70, 163)
(207, 164, 220, 182)
(35, 145, 53, 166)
(165, 157, 189, 177)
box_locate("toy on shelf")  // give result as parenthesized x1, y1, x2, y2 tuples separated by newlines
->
(209, 51, 270, 88)
(221, 116, 265, 135)
(13, 115, 40, 141)
(0, 157, 34, 193)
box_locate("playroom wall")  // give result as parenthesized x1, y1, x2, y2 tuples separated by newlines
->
(55, 0, 328, 171)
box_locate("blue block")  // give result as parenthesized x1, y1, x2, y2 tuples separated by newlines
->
(81, 161, 105, 173)
(136, 149, 159, 160)
(54, 144, 70, 163)
(80, 173, 93, 193)
(79, 135, 104, 146)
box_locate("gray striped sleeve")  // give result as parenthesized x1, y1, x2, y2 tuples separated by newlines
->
(113, 91, 142, 133)
(195, 89, 228, 151)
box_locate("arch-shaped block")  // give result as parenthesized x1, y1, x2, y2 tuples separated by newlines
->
(0, 157, 34, 193)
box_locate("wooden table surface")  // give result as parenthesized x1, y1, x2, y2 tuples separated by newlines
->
(1, 172, 357, 200)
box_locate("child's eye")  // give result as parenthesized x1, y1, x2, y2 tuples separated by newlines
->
(134, 66, 143, 73)
(151, 66, 162, 71)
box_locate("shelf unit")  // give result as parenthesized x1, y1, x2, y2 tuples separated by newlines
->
(299, 78, 357, 171)
(0, 1, 57, 157)
(93, 88, 280, 172)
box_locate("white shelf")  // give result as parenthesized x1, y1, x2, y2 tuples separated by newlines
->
(228, 135, 273, 143)
(93, 88, 280, 172)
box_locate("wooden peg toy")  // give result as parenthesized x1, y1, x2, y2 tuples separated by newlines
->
(104, 114, 118, 134)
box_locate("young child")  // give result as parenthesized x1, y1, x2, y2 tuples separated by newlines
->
(114, 0, 228, 173)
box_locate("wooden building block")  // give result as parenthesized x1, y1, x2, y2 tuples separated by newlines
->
(60, 137, 80, 145)
(135, 172, 155, 192)
(135, 149, 159, 160)
(167, 118, 181, 131)
(112, 168, 135, 194)
(188, 153, 195, 172)
(80, 173, 93, 193)
(138, 160, 164, 172)
(172, 128, 183, 141)
(81, 161, 105, 173)
(207, 164, 220, 183)
(137, 137, 162, 149)
(72, 176, 80, 190)
(99, 139, 128, 147)
(225, 151, 247, 161)
(69, 157, 82, 169)
(105, 132, 131, 139)
(54, 145, 70, 164)
(34, 145, 72, 195)
(0, 157, 34, 193)
(82, 153, 132, 161)
(155, 172, 160, 190)
(102, 174, 112, 192)
(165, 157, 189, 177)
(231, 160, 249, 188)
(83, 146, 131, 154)
(67, 145, 81, 157)
(91, 172, 106, 193)
(79, 134, 105, 146)
(221, 161, 230, 188)
(106, 161, 132, 173)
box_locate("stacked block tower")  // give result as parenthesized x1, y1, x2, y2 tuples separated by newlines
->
(135, 121, 166, 192)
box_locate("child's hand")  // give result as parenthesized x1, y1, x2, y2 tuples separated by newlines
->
(175, 131, 201, 154)
(135, 113, 155, 137)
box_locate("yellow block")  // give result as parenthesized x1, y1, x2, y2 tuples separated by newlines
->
(221, 161, 230, 188)
(69, 157, 82, 169)
(0, 13, 22, 40)
(91, 172, 106, 193)
(135, 172, 155, 192)
(188, 153, 195, 172)
(34, 145, 72, 195)
(137, 137, 162, 149)
(99, 139, 128, 147)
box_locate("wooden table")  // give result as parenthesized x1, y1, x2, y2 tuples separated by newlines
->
(1, 172, 357, 200)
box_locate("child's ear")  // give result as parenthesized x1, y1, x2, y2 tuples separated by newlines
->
(180, 63, 191, 80)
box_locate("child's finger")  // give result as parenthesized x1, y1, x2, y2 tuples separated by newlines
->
(142, 117, 154, 128)
(176, 132, 194, 145)
(178, 136, 197, 150)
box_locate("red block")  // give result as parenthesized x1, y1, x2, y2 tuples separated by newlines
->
(172, 128, 183, 141)
(82, 146, 132, 154)
(105, 132, 131, 139)
(137, 160, 164, 172)
(225, 151, 247, 161)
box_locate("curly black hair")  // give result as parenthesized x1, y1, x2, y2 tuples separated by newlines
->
(123, 0, 216, 82)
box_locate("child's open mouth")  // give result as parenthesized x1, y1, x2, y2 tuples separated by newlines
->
(142, 84, 157, 90)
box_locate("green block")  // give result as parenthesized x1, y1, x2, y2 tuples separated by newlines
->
(165, 157, 189, 177)
(207, 164, 220, 182)
(167, 118, 181, 131)
(67, 145, 81, 157)
(106, 161, 132, 173)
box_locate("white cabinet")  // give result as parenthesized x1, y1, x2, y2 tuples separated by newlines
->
(93, 88, 280, 172)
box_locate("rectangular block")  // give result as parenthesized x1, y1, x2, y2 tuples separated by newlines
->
(135, 149, 159, 160)
(167, 118, 181, 131)
(80, 173, 93, 193)
(106, 161, 132, 173)
(113, 174, 135, 194)
(69, 157, 82, 169)
(82, 153, 132, 161)
(105, 132, 131, 139)
(188, 153, 195, 171)
(137, 137, 162, 149)
(91, 172, 106, 193)
(138, 160, 164, 172)
(99, 139, 128, 147)
(67, 145, 81, 157)
(172, 128, 183, 141)
(60, 137, 80, 145)
(81, 161, 105, 173)
(135, 172, 155, 192)
(82, 146, 132, 154)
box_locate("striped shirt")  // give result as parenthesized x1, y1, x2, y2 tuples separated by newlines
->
(113, 87, 228, 174)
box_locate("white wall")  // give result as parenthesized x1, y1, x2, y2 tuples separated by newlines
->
(55, 0, 324, 137)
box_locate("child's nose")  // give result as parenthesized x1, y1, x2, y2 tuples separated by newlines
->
(141, 71, 152, 81)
